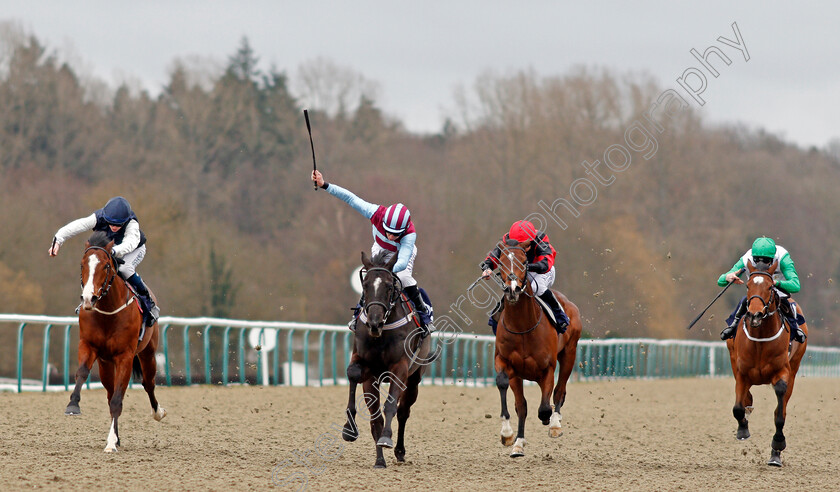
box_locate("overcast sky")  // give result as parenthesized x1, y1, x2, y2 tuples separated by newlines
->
(2, 1, 838, 148)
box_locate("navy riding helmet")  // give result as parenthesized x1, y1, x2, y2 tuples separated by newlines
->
(102, 196, 133, 226)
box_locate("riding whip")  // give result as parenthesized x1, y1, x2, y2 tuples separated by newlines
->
(304, 109, 318, 191)
(686, 268, 746, 330)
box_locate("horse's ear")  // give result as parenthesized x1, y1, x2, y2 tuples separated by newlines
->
(361, 251, 371, 269)
(85, 240, 91, 248)
(767, 260, 779, 275)
(746, 259, 756, 274)
(105, 240, 115, 252)
(386, 252, 399, 271)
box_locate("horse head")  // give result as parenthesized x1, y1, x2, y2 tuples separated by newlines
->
(80, 232, 117, 311)
(497, 238, 530, 304)
(745, 258, 779, 328)
(360, 251, 401, 338)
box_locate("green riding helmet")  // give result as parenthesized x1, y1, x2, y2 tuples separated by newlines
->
(751, 237, 777, 258)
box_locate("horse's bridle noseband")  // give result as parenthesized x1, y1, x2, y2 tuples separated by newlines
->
(360, 267, 403, 324)
(747, 270, 778, 322)
(81, 246, 118, 306)
(498, 246, 533, 298)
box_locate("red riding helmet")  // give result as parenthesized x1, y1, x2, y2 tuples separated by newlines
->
(508, 220, 538, 242)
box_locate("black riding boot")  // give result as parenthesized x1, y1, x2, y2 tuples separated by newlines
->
(538, 291, 569, 333)
(779, 297, 807, 343)
(126, 273, 159, 327)
(349, 294, 364, 330)
(404, 285, 431, 336)
(487, 300, 504, 335)
(720, 296, 747, 340)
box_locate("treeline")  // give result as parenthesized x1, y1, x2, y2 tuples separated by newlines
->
(2, 26, 839, 354)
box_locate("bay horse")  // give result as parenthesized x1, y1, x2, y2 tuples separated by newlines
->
(341, 251, 432, 468)
(493, 238, 582, 458)
(64, 231, 166, 452)
(726, 259, 807, 466)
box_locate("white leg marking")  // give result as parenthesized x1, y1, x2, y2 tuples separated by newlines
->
(104, 418, 118, 452)
(500, 417, 515, 446)
(82, 255, 99, 304)
(511, 437, 526, 457)
(153, 405, 167, 421)
(549, 411, 563, 438)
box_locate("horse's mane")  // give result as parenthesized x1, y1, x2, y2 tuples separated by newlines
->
(371, 251, 391, 267)
(87, 231, 111, 248)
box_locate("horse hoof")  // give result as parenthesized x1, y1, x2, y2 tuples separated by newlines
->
(377, 436, 394, 448)
(374, 458, 387, 469)
(736, 428, 750, 440)
(767, 450, 782, 467)
(152, 406, 167, 421)
(65, 406, 81, 416)
(342, 423, 359, 442)
(510, 450, 525, 458)
(509, 438, 526, 457)
(548, 413, 563, 437)
(104, 446, 118, 453)
(549, 427, 563, 438)
(501, 434, 515, 446)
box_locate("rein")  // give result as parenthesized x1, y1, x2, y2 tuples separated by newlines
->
(498, 245, 543, 335)
(360, 266, 409, 330)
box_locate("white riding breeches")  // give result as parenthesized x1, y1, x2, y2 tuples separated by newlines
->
(371, 243, 418, 288)
(118, 244, 146, 278)
(527, 266, 555, 296)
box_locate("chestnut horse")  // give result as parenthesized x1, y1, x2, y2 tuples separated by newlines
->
(341, 251, 432, 468)
(493, 238, 582, 458)
(64, 231, 166, 452)
(726, 259, 807, 466)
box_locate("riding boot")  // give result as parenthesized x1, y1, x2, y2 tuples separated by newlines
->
(720, 296, 748, 340)
(126, 273, 159, 327)
(349, 294, 364, 330)
(779, 297, 806, 343)
(538, 290, 569, 334)
(404, 285, 432, 336)
(488, 300, 504, 335)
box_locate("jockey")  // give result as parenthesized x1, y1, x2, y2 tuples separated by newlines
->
(718, 237, 805, 343)
(312, 170, 432, 334)
(48, 196, 160, 328)
(480, 220, 569, 333)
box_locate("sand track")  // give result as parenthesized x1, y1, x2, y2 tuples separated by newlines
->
(1, 378, 838, 490)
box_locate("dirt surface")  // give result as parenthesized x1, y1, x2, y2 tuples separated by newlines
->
(1, 377, 838, 491)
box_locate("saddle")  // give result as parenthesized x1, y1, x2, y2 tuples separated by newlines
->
(350, 288, 434, 332)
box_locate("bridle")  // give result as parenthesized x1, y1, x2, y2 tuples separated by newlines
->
(360, 267, 403, 324)
(81, 246, 118, 307)
(497, 244, 543, 335)
(746, 270, 779, 322)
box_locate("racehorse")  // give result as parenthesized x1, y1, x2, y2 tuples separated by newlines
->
(341, 251, 433, 468)
(726, 259, 807, 466)
(64, 231, 166, 452)
(493, 238, 582, 457)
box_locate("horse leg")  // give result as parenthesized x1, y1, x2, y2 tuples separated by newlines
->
(394, 369, 422, 463)
(104, 354, 133, 453)
(361, 379, 386, 469)
(550, 344, 576, 438)
(495, 355, 515, 447)
(509, 376, 527, 458)
(65, 341, 97, 416)
(138, 344, 166, 421)
(343, 358, 364, 442)
(768, 377, 789, 467)
(537, 366, 554, 426)
(376, 364, 408, 449)
(732, 376, 751, 440)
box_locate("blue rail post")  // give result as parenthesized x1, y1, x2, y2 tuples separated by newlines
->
(63, 324, 72, 390)
(16, 322, 26, 392)
(41, 324, 52, 392)
(303, 330, 311, 387)
(238, 328, 247, 384)
(183, 325, 192, 386)
(256, 328, 264, 385)
(203, 325, 213, 384)
(222, 326, 232, 386)
(161, 324, 172, 386)
(273, 329, 282, 385)
(286, 329, 296, 386)
(318, 331, 326, 386)
(331, 331, 338, 385)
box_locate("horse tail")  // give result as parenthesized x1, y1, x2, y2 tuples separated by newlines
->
(132, 356, 143, 380)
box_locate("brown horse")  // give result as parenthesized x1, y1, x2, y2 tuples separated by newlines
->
(341, 251, 433, 468)
(493, 238, 582, 458)
(726, 259, 807, 466)
(64, 231, 166, 452)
